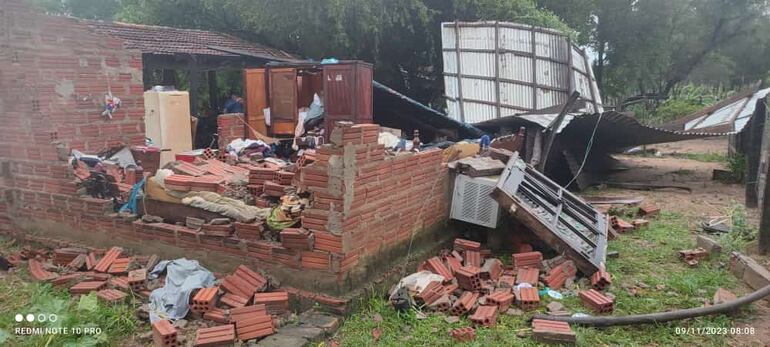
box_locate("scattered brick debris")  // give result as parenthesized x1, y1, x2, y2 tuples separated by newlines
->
(450, 291, 479, 316)
(579, 289, 614, 313)
(610, 216, 635, 233)
(253, 291, 289, 315)
(94, 247, 123, 273)
(424, 256, 453, 282)
(450, 327, 476, 342)
(194, 324, 235, 347)
(152, 319, 179, 347)
(96, 289, 127, 303)
(486, 291, 514, 311)
(127, 268, 147, 291)
(235, 313, 274, 341)
(678, 247, 709, 266)
(220, 293, 249, 308)
(230, 304, 268, 324)
(632, 219, 649, 229)
(517, 287, 540, 310)
(512, 251, 542, 269)
(543, 260, 577, 290)
(516, 267, 539, 285)
(191, 287, 219, 314)
(591, 269, 612, 290)
(454, 238, 481, 253)
(70, 281, 106, 295)
(203, 307, 229, 324)
(455, 266, 482, 291)
(638, 203, 660, 217)
(464, 250, 482, 267)
(108, 257, 132, 274)
(28, 259, 58, 281)
(532, 319, 576, 344)
(470, 305, 498, 327)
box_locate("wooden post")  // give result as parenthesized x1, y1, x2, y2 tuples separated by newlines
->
(188, 64, 200, 117)
(746, 100, 766, 207)
(760, 151, 770, 254)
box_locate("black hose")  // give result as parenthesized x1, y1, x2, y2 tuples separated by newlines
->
(532, 284, 770, 327)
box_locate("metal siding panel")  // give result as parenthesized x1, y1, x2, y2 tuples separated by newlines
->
(446, 100, 461, 121)
(500, 82, 534, 109)
(536, 88, 567, 109)
(444, 76, 459, 98)
(457, 26, 496, 50)
(441, 22, 603, 123)
(535, 32, 568, 62)
(443, 52, 457, 74)
(695, 99, 744, 129)
(460, 77, 495, 104)
(536, 59, 569, 88)
(499, 53, 532, 82)
(464, 102, 497, 123)
(498, 27, 532, 52)
(459, 51, 495, 77)
(571, 47, 586, 74)
(441, 25, 456, 49)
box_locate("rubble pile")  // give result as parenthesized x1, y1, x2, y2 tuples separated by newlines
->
(394, 236, 621, 344)
(11, 245, 297, 345)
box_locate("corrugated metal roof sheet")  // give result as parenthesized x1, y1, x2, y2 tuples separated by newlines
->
(85, 21, 298, 61)
(441, 21, 602, 124)
(478, 110, 727, 152)
(662, 85, 770, 134)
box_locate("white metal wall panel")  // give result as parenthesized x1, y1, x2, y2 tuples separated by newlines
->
(441, 21, 603, 123)
(535, 32, 568, 62)
(571, 46, 587, 74)
(536, 89, 567, 109)
(441, 26, 456, 49)
(499, 53, 533, 82)
(444, 75, 458, 98)
(457, 26, 496, 50)
(463, 102, 497, 123)
(500, 82, 534, 109)
(459, 52, 495, 77)
(536, 59, 569, 88)
(442, 52, 457, 74)
(446, 99, 460, 121)
(460, 78, 496, 103)
(498, 27, 532, 52)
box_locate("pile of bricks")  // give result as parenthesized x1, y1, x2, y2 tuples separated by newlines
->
(404, 237, 624, 343)
(21, 243, 294, 344)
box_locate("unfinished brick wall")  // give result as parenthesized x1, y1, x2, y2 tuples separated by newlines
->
(296, 124, 449, 280)
(0, 1, 144, 231)
(216, 113, 246, 150)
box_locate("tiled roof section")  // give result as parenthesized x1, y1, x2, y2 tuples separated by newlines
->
(86, 21, 298, 61)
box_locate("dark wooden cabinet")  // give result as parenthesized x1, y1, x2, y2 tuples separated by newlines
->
(244, 60, 373, 138)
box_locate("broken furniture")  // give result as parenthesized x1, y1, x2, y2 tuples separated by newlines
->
(492, 153, 608, 274)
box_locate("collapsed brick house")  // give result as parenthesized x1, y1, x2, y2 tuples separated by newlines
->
(0, 0, 453, 300)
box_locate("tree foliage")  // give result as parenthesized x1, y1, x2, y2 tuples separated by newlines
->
(34, 0, 770, 108)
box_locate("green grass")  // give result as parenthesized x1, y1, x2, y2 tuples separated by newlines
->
(671, 152, 728, 163)
(335, 212, 754, 346)
(0, 239, 142, 346)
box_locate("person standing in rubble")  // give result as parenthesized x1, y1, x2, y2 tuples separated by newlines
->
(222, 90, 244, 114)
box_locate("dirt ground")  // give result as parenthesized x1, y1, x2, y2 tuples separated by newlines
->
(592, 137, 769, 346)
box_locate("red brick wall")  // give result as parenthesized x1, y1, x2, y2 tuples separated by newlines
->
(217, 113, 246, 150)
(296, 124, 449, 275)
(0, 0, 144, 227)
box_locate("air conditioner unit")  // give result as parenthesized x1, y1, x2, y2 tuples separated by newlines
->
(450, 174, 501, 228)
